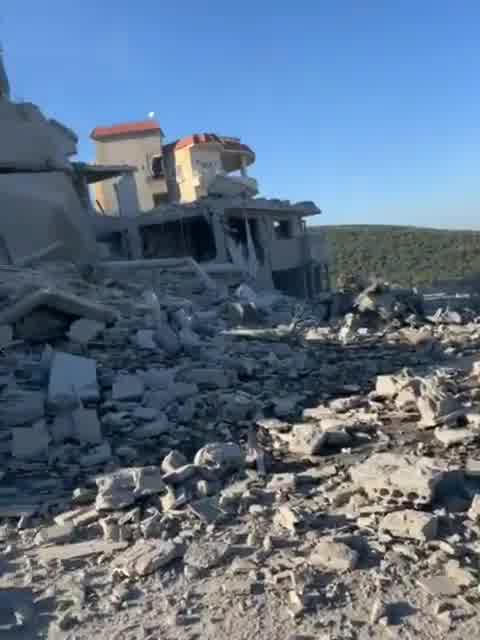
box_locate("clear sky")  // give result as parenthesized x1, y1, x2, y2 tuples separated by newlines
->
(2, 1, 479, 228)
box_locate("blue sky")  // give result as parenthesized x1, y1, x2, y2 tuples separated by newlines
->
(2, 1, 479, 228)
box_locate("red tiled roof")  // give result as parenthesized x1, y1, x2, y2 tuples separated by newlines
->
(163, 133, 254, 157)
(91, 120, 162, 140)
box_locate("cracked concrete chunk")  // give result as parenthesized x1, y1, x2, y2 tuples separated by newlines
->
(37, 540, 127, 563)
(112, 373, 144, 401)
(417, 376, 460, 428)
(113, 540, 184, 577)
(380, 509, 438, 541)
(417, 575, 460, 597)
(184, 540, 229, 572)
(445, 560, 476, 587)
(194, 442, 244, 473)
(434, 427, 475, 446)
(34, 523, 75, 546)
(96, 466, 165, 511)
(309, 540, 359, 572)
(350, 453, 445, 507)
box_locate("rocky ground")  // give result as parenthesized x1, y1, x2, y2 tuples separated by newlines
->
(1, 264, 480, 639)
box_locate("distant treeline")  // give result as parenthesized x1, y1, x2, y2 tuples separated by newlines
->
(309, 224, 480, 288)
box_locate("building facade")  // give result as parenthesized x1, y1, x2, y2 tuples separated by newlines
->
(163, 134, 256, 203)
(91, 120, 169, 213)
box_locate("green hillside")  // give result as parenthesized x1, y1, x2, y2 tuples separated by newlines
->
(310, 225, 480, 288)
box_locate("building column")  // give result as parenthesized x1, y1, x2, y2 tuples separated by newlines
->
(240, 156, 248, 178)
(210, 213, 228, 262)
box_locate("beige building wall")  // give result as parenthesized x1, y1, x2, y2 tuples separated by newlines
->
(172, 146, 197, 203)
(170, 146, 224, 203)
(94, 133, 168, 213)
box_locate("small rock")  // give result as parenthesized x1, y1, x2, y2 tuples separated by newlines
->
(112, 374, 145, 401)
(309, 540, 359, 572)
(445, 560, 477, 588)
(68, 319, 105, 345)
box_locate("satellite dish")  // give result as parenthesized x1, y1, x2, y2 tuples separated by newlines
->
(148, 111, 155, 119)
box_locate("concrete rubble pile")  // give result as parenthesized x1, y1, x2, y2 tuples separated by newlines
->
(1, 257, 480, 639)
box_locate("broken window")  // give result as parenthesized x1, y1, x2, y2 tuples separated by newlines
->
(152, 192, 169, 207)
(274, 219, 293, 239)
(225, 216, 264, 264)
(150, 155, 164, 179)
(142, 215, 216, 263)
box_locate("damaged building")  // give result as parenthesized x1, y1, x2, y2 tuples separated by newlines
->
(0, 50, 330, 298)
(91, 119, 330, 297)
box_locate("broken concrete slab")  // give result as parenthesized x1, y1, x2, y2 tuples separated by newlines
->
(0, 289, 117, 326)
(95, 466, 165, 511)
(34, 523, 75, 546)
(434, 427, 476, 447)
(48, 351, 99, 407)
(35, 540, 127, 563)
(194, 442, 244, 473)
(54, 506, 98, 527)
(417, 575, 460, 597)
(309, 540, 359, 572)
(350, 453, 445, 507)
(112, 540, 184, 577)
(380, 509, 438, 541)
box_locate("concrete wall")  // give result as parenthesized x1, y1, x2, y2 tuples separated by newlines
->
(94, 133, 167, 213)
(270, 237, 305, 271)
(190, 147, 222, 198)
(171, 146, 196, 203)
(0, 172, 97, 264)
(0, 101, 75, 170)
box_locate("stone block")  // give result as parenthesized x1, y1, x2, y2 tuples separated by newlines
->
(309, 540, 359, 572)
(50, 413, 74, 443)
(96, 466, 165, 511)
(71, 407, 102, 444)
(194, 442, 244, 473)
(112, 374, 144, 402)
(12, 420, 49, 459)
(113, 540, 184, 577)
(0, 390, 45, 426)
(48, 352, 99, 408)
